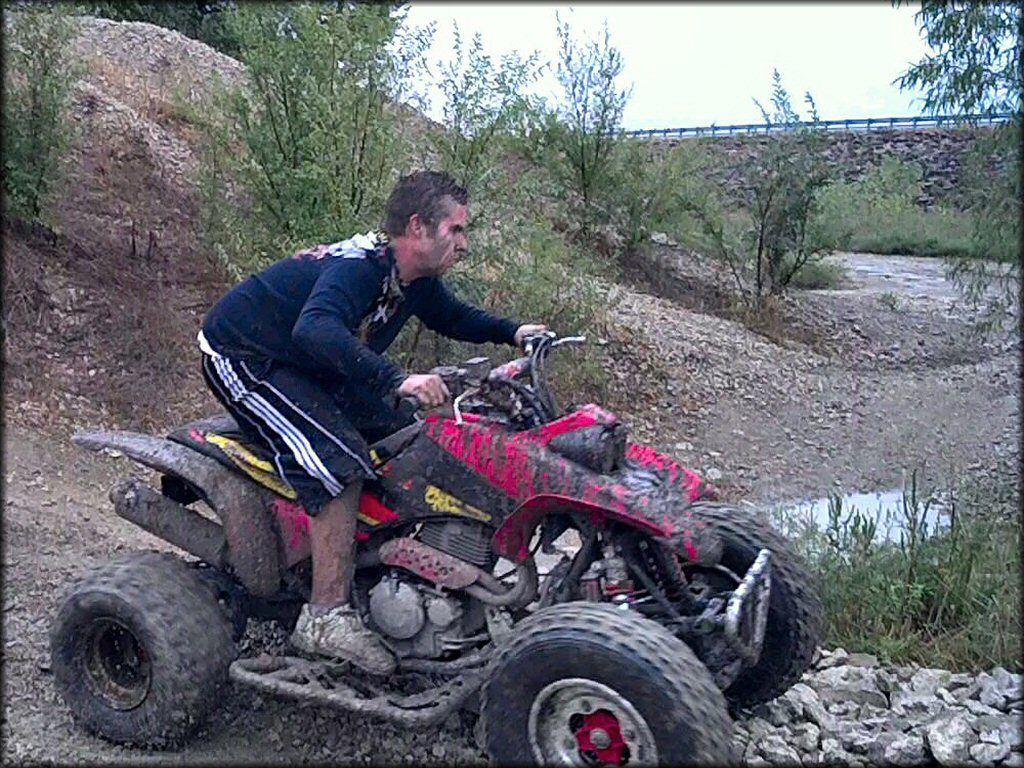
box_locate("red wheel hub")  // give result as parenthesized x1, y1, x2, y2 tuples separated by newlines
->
(575, 708, 627, 765)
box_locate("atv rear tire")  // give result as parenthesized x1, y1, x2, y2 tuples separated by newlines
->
(481, 602, 734, 766)
(50, 551, 236, 748)
(685, 502, 824, 709)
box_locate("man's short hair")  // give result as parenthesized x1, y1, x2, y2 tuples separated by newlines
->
(384, 170, 468, 237)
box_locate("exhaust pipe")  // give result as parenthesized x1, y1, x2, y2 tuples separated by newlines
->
(110, 478, 226, 566)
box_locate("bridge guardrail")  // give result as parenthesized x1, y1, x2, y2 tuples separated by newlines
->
(623, 112, 1016, 139)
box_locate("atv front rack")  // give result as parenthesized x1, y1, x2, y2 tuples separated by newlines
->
(229, 654, 486, 727)
(723, 548, 772, 664)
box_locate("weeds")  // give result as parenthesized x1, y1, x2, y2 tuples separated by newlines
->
(878, 291, 904, 311)
(773, 468, 1021, 671)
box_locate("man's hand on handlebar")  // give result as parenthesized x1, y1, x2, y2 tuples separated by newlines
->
(398, 373, 449, 408)
(514, 323, 548, 349)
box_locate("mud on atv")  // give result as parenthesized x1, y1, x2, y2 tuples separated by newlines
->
(52, 332, 823, 765)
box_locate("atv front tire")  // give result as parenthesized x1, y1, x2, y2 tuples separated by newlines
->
(685, 501, 824, 709)
(50, 551, 236, 747)
(481, 602, 734, 766)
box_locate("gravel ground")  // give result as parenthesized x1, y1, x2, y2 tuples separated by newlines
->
(606, 248, 1020, 505)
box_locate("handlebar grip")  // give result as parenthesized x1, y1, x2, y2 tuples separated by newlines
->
(395, 396, 421, 421)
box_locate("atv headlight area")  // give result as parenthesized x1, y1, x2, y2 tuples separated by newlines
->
(547, 423, 627, 474)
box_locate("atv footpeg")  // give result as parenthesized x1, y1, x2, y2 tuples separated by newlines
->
(229, 655, 485, 728)
(723, 548, 772, 664)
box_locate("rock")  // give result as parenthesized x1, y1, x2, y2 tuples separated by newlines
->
(819, 737, 853, 766)
(979, 672, 1010, 710)
(911, 667, 953, 696)
(759, 733, 801, 764)
(970, 740, 1011, 764)
(784, 682, 836, 730)
(884, 734, 928, 766)
(925, 714, 979, 766)
(814, 666, 889, 709)
(847, 652, 879, 668)
(790, 722, 820, 752)
(836, 723, 876, 755)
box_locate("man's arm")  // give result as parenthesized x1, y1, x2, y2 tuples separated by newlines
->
(415, 279, 520, 346)
(291, 259, 406, 399)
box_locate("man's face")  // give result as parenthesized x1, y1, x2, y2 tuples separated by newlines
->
(417, 200, 468, 277)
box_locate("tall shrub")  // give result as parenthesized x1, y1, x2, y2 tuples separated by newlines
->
(197, 2, 431, 276)
(895, 0, 1022, 333)
(676, 71, 841, 306)
(553, 14, 631, 214)
(2, 4, 81, 224)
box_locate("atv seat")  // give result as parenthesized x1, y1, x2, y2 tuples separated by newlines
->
(166, 413, 419, 500)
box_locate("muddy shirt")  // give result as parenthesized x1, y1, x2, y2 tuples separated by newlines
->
(200, 231, 519, 400)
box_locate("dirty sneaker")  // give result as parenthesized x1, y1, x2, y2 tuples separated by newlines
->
(290, 603, 396, 675)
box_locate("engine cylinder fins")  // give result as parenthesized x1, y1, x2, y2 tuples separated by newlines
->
(418, 519, 493, 568)
(368, 576, 425, 640)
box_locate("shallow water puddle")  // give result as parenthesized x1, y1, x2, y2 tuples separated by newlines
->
(772, 487, 951, 545)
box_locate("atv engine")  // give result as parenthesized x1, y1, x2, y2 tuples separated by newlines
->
(367, 520, 491, 658)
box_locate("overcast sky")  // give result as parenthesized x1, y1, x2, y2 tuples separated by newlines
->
(401, 2, 932, 130)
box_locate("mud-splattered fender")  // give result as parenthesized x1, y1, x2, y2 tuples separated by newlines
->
(73, 430, 282, 597)
(622, 443, 719, 502)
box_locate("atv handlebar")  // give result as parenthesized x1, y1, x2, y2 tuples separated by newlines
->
(400, 332, 586, 426)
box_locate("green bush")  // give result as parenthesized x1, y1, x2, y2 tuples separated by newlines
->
(552, 14, 631, 216)
(675, 71, 843, 307)
(597, 139, 709, 258)
(773, 469, 1021, 671)
(813, 157, 977, 259)
(2, 4, 81, 224)
(784, 255, 847, 289)
(197, 2, 431, 278)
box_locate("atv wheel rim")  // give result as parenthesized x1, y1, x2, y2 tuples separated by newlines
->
(528, 678, 657, 766)
(82, 618, 151, 711)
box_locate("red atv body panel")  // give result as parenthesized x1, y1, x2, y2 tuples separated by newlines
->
(265, 404, 718, 567)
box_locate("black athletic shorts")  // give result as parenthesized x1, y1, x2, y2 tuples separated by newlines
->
(201, 352, 409, 516)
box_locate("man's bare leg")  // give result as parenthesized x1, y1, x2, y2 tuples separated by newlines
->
(292, 480, 396, 674)
(309, 481, 361, 607)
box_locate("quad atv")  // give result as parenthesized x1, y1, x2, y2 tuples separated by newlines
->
(52, 332, 823, 765)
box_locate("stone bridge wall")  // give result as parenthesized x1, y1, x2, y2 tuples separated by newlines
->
(645, 125, 1008, 207)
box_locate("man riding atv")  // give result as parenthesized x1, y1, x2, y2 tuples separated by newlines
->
(198, 170, 546, 675)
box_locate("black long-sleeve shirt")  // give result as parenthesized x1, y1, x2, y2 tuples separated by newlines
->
(200, 232, 519, 399)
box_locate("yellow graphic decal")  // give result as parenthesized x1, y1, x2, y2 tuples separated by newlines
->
(369, 449, 382, 466)
(424, 485, 491, 522)
(206, 433, 297, 500)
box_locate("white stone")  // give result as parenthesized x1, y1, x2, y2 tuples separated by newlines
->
(970, 740, 1011, 764)
(790, 722, 820, 752)
(759, 733, 801, 764)
(884, 734, 927, 766)
(925, 715, 979, 766)
(911, 667, 953, 696)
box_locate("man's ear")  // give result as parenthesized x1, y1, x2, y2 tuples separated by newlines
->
(407, 213, 423, 238)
